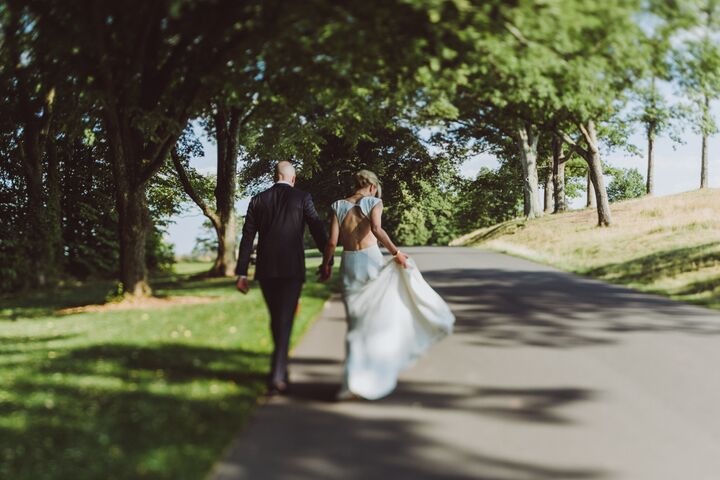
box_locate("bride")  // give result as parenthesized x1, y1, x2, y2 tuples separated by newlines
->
(320, 170, 455, 400)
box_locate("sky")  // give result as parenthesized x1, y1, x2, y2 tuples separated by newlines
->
(165, 117, 720, 256)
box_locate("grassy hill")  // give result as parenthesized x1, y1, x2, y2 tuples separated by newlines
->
(453, 188, 720, 310)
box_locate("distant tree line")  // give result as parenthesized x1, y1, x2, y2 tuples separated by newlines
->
(0, 0, 717, 295)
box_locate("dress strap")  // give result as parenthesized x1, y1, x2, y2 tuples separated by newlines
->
(332, 197, 382, 225)
(331, 200, 350, 226)
(359, 196, 382, 218)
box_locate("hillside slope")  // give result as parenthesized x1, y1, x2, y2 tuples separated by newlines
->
(454, 188, 720, 310)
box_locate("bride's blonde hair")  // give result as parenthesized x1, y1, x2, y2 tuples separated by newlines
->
(354, 169, 382, 198)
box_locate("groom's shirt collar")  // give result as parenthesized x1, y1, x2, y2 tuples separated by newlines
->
(275, 180, 293, 187)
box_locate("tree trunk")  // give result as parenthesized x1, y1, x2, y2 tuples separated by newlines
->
(10, 10, 58, 287)
(647, 122, 655, 195)
(701, 93, 710, 189)
(544, 168, 553, 213)
(586, 172, 596, 208)
(208, 105, 241, 277)
(46, 137, 64, 278)
(580, 121, 612, 227)
(105, 112, 166, 297)
(552, 134, 567, 213)
(19, 118, 59, 288)
(116, 185, 152, 297)
(22, 150, 50, 288)
(515, 124, 543, 219)
(210, 218, 238, 276)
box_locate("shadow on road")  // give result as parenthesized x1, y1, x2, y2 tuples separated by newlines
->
(216, 377, 607, 480)
(287, 374, 599, 426)
(423, 268, 720, 349)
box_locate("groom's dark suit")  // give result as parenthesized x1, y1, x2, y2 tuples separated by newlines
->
(235, 182, 329, 388)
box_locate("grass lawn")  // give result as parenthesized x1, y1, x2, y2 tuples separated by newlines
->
(0, 259, 339, 480)
(455, 188, 720, 310)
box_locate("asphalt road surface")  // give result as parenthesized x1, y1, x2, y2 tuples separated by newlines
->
(209, 247, 720, 480)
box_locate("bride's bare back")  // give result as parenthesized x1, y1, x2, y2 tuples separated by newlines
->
(321, 188, 409, 276)
(338, 199, 378, 251)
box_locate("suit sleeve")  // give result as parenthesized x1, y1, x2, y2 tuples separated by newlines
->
(235, 197, 258, 276)
(303, 193, 330, 257)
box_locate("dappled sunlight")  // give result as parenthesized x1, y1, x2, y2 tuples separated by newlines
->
(0, 261, 338, 480)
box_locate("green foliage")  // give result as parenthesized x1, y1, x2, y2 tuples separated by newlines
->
(395, 205, 432, 246)
(0, 145, 30, 291)
(389, 173, 460, 246)
(4, 0, 719, 291)
(564, 157, 590, 201)
(454, 164, 524, 232)
(607, 167, 646, 202)
(286, 121, 464, 246)
(145, 228, 176, 274)
(61, 135, 120, 280)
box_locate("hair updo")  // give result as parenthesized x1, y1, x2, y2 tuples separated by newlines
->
(354, 169, 382, 198)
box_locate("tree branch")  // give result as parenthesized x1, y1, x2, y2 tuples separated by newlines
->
(556, 129, 590, 159)
(137, 133, 177, 187)
(170, 147, 221, 230)
(558, 143, 578, 165)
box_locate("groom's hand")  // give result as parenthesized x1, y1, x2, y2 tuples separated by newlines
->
(317, 264, 332, 282)
(236, 276, 250, 294)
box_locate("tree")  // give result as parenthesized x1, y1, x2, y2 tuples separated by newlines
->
(28, 0, 278, 296)
(454, 164, 524, 231)
(420, 0, 643, 226)
(432, 5, 548, 220)
(171, 106, 254, 278)
(676, 0, 720, 189)
(607, 167, 646, 202)
(1, 2, 64, 287)
(634, 0, 688, 195)
(61, 128, 121, 280)
(551, 133, 577, 213)
(548, 0, 644, 225)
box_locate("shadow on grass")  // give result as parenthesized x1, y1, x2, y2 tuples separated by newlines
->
(0, 281, 115, 321)
(0, 271, 220, 321)
(673, 275, 720, 297)
(452, 219, 527, 246)
(0, 342, 269, 480)
(38, 343, 268, 384)
(584, 242, 720, 286)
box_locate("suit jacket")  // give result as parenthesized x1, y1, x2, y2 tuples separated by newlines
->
(235, 183, 329, 280)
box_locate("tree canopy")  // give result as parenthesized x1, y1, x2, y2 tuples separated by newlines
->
(0, 0, 713, 294)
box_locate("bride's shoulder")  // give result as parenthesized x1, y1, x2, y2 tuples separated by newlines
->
(359, 196, 382, 216)
(360, 196, 382, 206)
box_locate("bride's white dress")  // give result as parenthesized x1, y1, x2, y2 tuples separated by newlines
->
(331, 197, 455, 400)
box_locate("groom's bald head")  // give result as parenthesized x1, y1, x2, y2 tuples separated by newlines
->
(275, 161, 296, 185)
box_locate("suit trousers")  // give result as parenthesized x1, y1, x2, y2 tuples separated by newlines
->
(259, 278, 304, 386)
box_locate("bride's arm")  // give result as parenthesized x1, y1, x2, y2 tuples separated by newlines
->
(320, 214, 339, 279)
(369, 203, 409, 268)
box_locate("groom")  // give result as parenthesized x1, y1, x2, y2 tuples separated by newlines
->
(235, 161, 331, 395)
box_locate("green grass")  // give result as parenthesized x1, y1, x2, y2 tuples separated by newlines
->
(455, 189, 720, 310)
(303, 246, 343, 258)
(0, 260, 339, 480)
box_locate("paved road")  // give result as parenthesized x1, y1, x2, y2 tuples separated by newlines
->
(209, 247, 720, 480)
